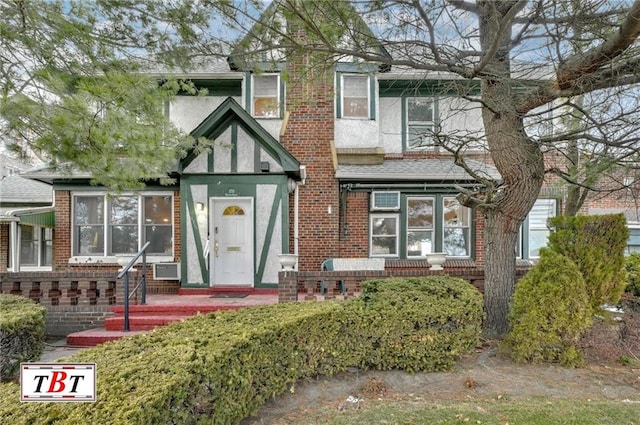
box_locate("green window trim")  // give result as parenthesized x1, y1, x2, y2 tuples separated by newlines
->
(368, 192, 474, 259)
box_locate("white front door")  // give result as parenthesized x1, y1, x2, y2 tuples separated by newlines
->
(210, 197, 254, 286)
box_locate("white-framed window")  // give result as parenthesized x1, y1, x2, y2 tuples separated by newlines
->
(73, 193, 173, 257)
(407, 197, 435, 257)
(252, 74, 280, 118)
(370, 214, 399, 257)
(341, 74, 369, 118)
(407, 97, 436, 149)
(11, 225, 53, 270)
(628, 225, 640, 254)
(443, 197, 471, 257)
(527, 199, 556, 258)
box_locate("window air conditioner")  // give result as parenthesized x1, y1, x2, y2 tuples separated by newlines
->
(371, 192, 400, 211)
(153, 263, 181, 280)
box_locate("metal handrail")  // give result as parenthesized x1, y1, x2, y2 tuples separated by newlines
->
(117, 241, 151, 332)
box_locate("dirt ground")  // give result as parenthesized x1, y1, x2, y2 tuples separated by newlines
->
(242, 299, 640, 424)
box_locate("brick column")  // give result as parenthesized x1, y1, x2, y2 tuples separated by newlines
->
(278, 271, 298, 303)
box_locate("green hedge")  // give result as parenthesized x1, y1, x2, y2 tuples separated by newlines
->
(0, 294, 46, 382)
(504, 250, 593, 367)
(547, 213, 629, 310)
(0, 276, 482, 424)
(625, 252, 640, 297)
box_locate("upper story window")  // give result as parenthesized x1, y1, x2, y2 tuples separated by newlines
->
(73, 193, 173, 257)
(407, 97, 436, 150)
(252, 74, 280, 118)
(341, 75, 370, 118)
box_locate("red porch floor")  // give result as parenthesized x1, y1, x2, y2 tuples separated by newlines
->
(66, 289, 349, 347)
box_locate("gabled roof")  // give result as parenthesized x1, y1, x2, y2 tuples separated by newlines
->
(183, 97, 302, 178)
(228, 0, 392, 72)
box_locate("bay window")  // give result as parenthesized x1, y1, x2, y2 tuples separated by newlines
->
(73, 193, 173, 257)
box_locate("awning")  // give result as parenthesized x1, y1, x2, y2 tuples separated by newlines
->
(15, 210, 55, 227)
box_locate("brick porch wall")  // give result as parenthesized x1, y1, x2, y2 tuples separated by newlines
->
(0, 271, 127, 335)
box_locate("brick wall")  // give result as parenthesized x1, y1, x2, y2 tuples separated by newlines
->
(0, 223, 8, 273)
(339, 191, 370, 257)
(0, 271, 122, 335)
(281, 36, 339, 271)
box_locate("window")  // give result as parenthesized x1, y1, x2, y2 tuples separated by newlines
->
(443, 197, 471, 256)
(18, 225, 52, 268)
(407, 197, 434, 257)
(252, 74, 280, 118)
(73, 193, 173, 257)
(407, 97, 436, 149)
(527, 199, 556, 258)
(342, 75, 369, 118)
(369, 194, 473, 259)
(628, 225, 640, 254)
(370, 215, 399, 257)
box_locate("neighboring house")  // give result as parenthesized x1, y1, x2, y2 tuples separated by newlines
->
(7, 8, 640, 295)
(0, 174, 54, 272)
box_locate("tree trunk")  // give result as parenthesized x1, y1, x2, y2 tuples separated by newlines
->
(480, 111, 545, 336)
(477, 1, 546, 337)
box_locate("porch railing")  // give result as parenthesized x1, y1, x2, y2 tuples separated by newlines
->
(117, 241, 151, 332)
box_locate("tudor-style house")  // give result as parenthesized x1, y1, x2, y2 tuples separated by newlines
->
(4, 8, 640, 298)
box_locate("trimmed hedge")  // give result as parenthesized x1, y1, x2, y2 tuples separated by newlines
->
(625, 252, 640, 297)
(547, 213, 629, 310)
(354, 277, 484, 372)
(504, 250, 593, 367)
(0, 276, 482, 424)
(0, 294, 46, 382)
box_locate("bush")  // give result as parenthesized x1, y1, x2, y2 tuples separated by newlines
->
(547, 213, 629, 310)
(0, 294, 46, 382)
(504, 250, 593, 367)
(354, 276, 483, 372)
(625, 252, 640, 297)
(0, 276, 482, 424)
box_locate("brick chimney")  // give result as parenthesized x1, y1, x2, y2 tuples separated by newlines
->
(279, 28, 340, 271)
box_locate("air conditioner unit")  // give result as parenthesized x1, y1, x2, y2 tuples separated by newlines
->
(371, 191, 400, 211)
(153, 263, 181, 280)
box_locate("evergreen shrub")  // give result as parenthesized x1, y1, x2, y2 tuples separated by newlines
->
(0, 276, 482, 424)
(547, 213, 629, 309)
(625, 252, 640, 297)
(354, 276, 483, 372)
(0, 294, 46, 382)
(504, 250, 593, 367)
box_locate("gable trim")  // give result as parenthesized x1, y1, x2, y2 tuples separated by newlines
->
(183, 97, 301, 179)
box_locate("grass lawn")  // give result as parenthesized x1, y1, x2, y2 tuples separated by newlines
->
(269, 398, 640, 424)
